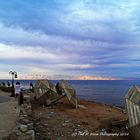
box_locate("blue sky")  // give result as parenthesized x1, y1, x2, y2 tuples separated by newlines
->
(0, 0, 140, 79)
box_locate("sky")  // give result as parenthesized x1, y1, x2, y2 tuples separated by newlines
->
(0, 0, 140, 80)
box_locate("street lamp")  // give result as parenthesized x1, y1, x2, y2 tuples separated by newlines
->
(9, 71, 17, 97)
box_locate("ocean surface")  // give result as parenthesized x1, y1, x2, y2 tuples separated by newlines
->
(0, 80, 140, 107)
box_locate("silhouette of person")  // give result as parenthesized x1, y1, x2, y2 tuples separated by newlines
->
(30, 82, 34, 91)
(7, 81, 10, 87)
(56, 82, 62, 95)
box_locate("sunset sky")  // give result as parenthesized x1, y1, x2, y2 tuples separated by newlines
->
(0, 0, 140, 80)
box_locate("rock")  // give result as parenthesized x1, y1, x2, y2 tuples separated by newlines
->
(46, 127, 51, 132)
(35, 122, 40, 125)
(56, 137, 62, 140)
(12, 129, 22, 136)
(64, 120, 70, 123)
(67, 131, 71, 135)
(47, 116, 51, 119)
(26, 130, 35, 137)
(20, 108, 26, 114)
(62, 123, 67, 127)
(43, 123, 48, 127)
(23, 114, 28, 117)
(27, 110, 32, 116)
(50, 111, 54, 114)
(48, 111, 56, 117)
(20, 125, 28, 133)
(22, 119, 30, 124)
(36, 132, 41, 136)
(26, 104, 31, 109)
(23, 104, 28, 108)
(18, 134, 33, 140)
(15, 123, 21, 129)
(19, 116, 25, 121)
(27, 123, 34, 130)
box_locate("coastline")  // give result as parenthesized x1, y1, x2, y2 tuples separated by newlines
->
(0, 89, 133, 140)
(1, 79, 140, 107)
(32, 97, 131, 140)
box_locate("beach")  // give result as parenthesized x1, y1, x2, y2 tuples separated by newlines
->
(32, 98, 132, 140)
(0, 85, 134, 140)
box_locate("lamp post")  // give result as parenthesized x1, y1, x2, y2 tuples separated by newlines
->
(9, 71, 17, 97)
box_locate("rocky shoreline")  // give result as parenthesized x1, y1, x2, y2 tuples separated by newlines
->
(3, 98, 35, 140)
(2, 90, 133, 140)
(31, 98, 133, 140)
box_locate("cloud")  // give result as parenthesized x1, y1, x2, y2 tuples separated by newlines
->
(0, 0, 140, 43)
(0, 43, 58, 61)
(77, 75, 117, 80)
(0, 0, 140, 79)
(0, 22, 139, 79)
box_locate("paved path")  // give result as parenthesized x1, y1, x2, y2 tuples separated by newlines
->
(0, 91, 20, 140)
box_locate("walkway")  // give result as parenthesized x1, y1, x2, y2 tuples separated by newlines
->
(0, 91, 20, 140)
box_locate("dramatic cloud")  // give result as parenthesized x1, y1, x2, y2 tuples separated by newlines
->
(0, 0, 140, 79)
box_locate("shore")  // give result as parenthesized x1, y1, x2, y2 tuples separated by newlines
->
(0, 87, 134, 140)
(32, 97, 133, 140)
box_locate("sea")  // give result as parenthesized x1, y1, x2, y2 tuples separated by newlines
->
(1, 80, 140, 107)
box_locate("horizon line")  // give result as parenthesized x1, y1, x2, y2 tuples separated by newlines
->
(0, 78, 140, 81)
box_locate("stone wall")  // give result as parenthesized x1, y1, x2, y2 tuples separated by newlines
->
(3, 96, 35, 140)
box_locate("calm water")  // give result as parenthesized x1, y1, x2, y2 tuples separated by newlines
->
(1, 80, 140, 107)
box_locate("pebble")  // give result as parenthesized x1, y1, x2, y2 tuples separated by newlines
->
(47, 116, 51, 119)
(62, 123, 68, 126)
(43, 123, 48, 127)
(36, 132, 41, 136)
(56, 137, 62, 140)
(64, 120, 70, 123)
(23, 114, 28, 117)
(20, 125, 28, 133)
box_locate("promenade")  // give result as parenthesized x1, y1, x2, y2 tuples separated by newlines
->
(0, 91, 20, 140)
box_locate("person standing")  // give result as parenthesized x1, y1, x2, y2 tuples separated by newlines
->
(7, 81, 10, 87)
(19, 92, 23, 105)
(15, 82, 21, 101)
(56, 82, 62, 95)
(30, 82, 34, 92)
